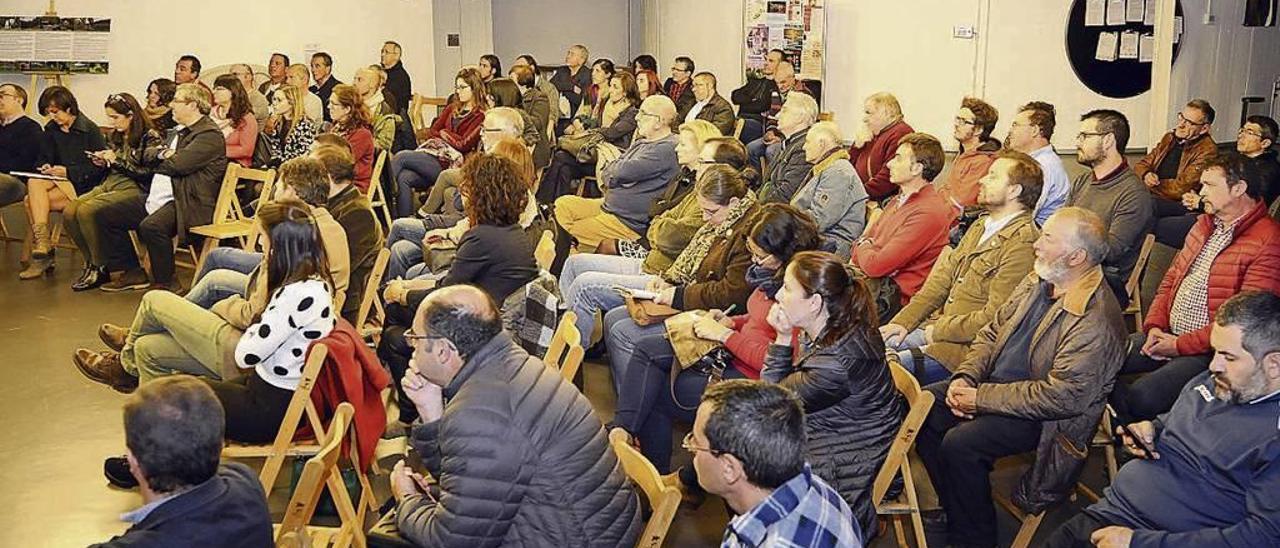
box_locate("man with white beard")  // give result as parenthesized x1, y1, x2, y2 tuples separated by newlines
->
(914, 207, 1128, 548)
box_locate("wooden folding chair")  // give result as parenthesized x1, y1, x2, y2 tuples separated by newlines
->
(534, 230, 556, 272)
(274, 402, 367, 548)
(354, 248, 391, 345)
(365, 150, 393, 227)
(609, 429, 680, 548)
(1121, 234, 1157, 332)
(187, 165, 276, 259)
(993, 493, 1045, 548)
(544, 311, 585, 383)
(873, 355, 936, 548)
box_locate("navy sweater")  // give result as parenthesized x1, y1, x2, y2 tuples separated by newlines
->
(0, 115, 43, 173)
(1086, 371, 1280, 547)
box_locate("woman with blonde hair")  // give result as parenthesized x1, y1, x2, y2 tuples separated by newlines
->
(263, 84, 320, 164)
(326, 83, 375, 191)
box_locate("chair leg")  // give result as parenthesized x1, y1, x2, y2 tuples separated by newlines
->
(902, 464, 927, 548)
(1010, 512, 1044, 548)
(892, 516, 909, 548)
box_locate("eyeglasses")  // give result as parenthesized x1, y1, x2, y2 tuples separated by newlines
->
(671, 66, 690, 73)
(1239, 127, 1263, 138)
(403, 329, 444, 345)
(455, 83, 471, 91)
(695, 159, 724, 166)
(954, 117, 976, 126)
(682, 432, 721, 455)
(637, 110, 659, 120)
(1177, 112, 1208, 127)
(1075, 131, 1109, 141)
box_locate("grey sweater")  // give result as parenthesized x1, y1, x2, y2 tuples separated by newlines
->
(601, 133, 680, 234)
(1067, 164, 1153, 301)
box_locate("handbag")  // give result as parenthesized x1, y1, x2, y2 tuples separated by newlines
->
(623, 295, 680, 326)
(663, 310, 734, 410)
(416, 137, 464, 170)
(557, 130, 605, 164)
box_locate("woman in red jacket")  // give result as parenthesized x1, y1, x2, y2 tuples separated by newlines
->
(390, 68, 487, 218)
(606, 204, 821, 476)
(210, 74, 258, 167)
(326, 84, 375, 192)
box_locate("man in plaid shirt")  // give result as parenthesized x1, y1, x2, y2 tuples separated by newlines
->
(1112, 153, 1280, 423)
(689, 380, 862, 548)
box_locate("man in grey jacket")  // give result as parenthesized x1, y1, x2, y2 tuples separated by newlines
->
(759, 92, 818, 203)
(790, 120, 867, 258)
(391, 285, 641, 547)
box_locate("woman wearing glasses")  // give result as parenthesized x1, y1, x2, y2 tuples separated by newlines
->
(390, 68, 488, 218)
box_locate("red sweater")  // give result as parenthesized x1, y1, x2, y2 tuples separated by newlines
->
(424, 103, 486, 156)
(936, 139, 999, 209)
(724, 289, 779, 379)
(341, 127, 374, 192)
(303, 320, 391, 473)
(849, 119, 914, 200)
(1144, 201, 1280, 356)
(852, 184, 955, 304)
(223, 115, 259, 167)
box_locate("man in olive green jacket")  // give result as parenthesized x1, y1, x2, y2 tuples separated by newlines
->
(882, 150, 1043, 384)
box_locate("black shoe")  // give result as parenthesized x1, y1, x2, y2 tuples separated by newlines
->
(72, 265, 109, 292)
(104, 455, 139, 489)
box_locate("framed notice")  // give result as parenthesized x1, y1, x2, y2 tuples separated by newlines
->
(0, 16, 111, 74)
(744, 0, 825, 104)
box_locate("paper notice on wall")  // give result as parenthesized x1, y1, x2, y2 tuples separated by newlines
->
(1138, 33, 1155, 62)
(1085, 0, 1106, 26)
(0, 30, 34, 61)
(72, 32, 108, 62)
(1143, 0, 1157, 25)
(33, 32, 73, 61)
(1096, 31, 1119, 61)
(1173, 15, 1183, 43)
(799, 42, 823, 80)
(1107, 0, 1127, 25)
(1125, 0, 1145, 22)
(1118, 31, 1140, 59)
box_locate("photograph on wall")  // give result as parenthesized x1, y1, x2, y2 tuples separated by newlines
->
(0, 15, 111, 73)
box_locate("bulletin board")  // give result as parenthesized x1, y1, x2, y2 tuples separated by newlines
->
(1065, 0, 1182, 99)
(743, 0, 825, 103)
(0, 15, 111, 74)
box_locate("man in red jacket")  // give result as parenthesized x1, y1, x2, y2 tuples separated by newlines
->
(848, 92, 914, 201)
(1112, 153, 1280, 422)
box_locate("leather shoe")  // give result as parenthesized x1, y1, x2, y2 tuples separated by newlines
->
(73, 349, 138, 393)
(98, 323, 128, 352)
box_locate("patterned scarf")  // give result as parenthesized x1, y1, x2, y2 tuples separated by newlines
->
(663, 192, 757, 284)
(745, 264, 782, 299)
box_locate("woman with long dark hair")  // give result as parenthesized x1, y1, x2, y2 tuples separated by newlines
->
(263, 84, 320, 164)
(326, 83, 376, 191)
(391, 68, 488, 217)
(65, 92, 161, 291)
(765, 250, 906, 536)
(211, 74, 259, 166)
(144, 78, 178, 131)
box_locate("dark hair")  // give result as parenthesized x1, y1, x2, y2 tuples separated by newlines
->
(460, 153, 528, 227)
(788, 251, 879, 346)
(212, 74, 252, 129)
(278, 157, 332, 207)
(123, 376, 224, 493)
(257, 198, 333, 296)
(703, 136, 759, 188)
(674, 56, 695, 72)
(898, 132, 946, 182)
(1081, 109, 1130, 152)
(1215, 291, 1280, 362)
(178, 54, 202, 75)
(480, 54, 502, 77)
(312, 143, 355, 184)
(750, 203, 821, 266)
(455, 68, 491, 111)
(995, 149, 1044, 211)
(1019, 101, 1056, 140)
(592, 58, 616, 78)
(701, 380, 806, 489)
(313, 132, 350, 150)
(1203, 152, 1262, 200)
(610, 71, 642, 108)
(311, 52, 333, 68)
(487, 78, 522, 108)
(420, 290, 503, 360)
(329, 84, 373, 131)
(1187, 98, 1216, 125)
(510, 65, 536, 88)
(961, 96, 999, 140)
(696, 164, 750, 206)
(1246, 115, 1278, 144)
(383, 42, 401, 54)
(632, 54, 658, 73)
(37, 85, 79, 116)
(516, 54, 539, 73)
(104, 92, 155, 150)
(0, 83, 28, 108)
(271, 52, 291, 66)
(148, 78, 177, 106)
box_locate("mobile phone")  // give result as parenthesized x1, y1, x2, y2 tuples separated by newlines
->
(1106, 404, 1155, 456)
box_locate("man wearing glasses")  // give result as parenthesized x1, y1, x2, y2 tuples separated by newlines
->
(388, 285, 641, 547)
(1135, 99, 1219, 217)
(0, 83, 43, 209)
(690, 380, 861, 547)
(664, 56, 698, 121)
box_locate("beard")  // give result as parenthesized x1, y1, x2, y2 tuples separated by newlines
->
(1033, 252, 1073, 283)
(1076, 146, 1102, 167)
(1213, 367, 1269, 404)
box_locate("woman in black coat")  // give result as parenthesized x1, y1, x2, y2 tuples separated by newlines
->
(763, 250, 906, 536)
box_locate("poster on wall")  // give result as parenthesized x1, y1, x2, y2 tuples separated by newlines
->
(0, 16, 111, 74)
(744, 0, 825, 101)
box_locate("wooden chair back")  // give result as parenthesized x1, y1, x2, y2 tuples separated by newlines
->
(609, 429, 680, 548)
(732, 118, 745, 140)
(365, 150, 393, 227)
(544, 311, 585, 383)
(354, 248, 392, 343)
(1122, 234, 1157, 332)
(275, 402, 365, 548)
(534, 230, 556, 272)
(871, 355, 936, 548)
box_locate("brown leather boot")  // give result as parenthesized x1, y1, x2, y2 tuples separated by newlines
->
(98, 323, 128, 352)
(18, 256, 53, 280)
(31, 222, 51, 259)
(73, 349, 138, 393)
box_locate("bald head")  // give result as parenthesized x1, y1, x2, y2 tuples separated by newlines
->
(638, 94, 678, 140)
(415, 285, 502, 362)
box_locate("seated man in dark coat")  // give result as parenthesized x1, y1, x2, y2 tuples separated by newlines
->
(93, 376, 271, 548)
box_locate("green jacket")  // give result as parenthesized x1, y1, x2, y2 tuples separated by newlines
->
(641, 169, 704, 274)
(328, 185, 384, 321)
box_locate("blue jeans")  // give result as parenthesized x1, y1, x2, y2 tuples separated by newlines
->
(603, 306, 666, 395)
(559, 254, 652, 343)
(891, 328, 951, 385)
(391, 150, 444, 218)
(386, 218, 428, 281)
(196, 247, 262, 281)
(187, 269, 252, 309)
(738, 119, 763, 145)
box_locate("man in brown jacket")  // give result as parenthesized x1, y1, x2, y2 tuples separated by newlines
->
(882, 150, 1042, 385)
(915, 207, 1128, 548)
(1135, 99, 1218, 217)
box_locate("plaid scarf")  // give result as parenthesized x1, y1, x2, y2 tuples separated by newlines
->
(663, 192, 757, 284)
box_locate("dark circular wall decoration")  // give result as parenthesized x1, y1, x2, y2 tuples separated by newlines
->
(1066, 0, 1184, 99)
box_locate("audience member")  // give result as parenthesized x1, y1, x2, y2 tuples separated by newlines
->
(635, 68, 661, 99)
(487, 78, 543, 167)
(693, 380, 863, 548)
(287, 63, 324, 123)
(65, 93, 161, 291)
(93, 377, 272, 546)
(1135, 99, 1218, 217)
(631, 53, 658, 74)
(665, 56, 698, 120)
(745, 62, 807, 167)
(850, 132, 955, 310)
(551, 44, 592, 121)
(173, 54, 203, 87)
(882, 150, 1042, 385)
(309, 52, 341, 123)
(259, 52, 289, 101)
(1044, 291, 1280, 548)
(381, 41, 412, 113)
(1112, 154, 1280, 423)
(210, 74, 259, 167)
(327, 84, 375, 191)
(144, 78, 178, 131)
(229, 63, 269, 121)
(536, 71, 640, 202)
(916, 207, 1127, 548)
(20, 86, 107, 280)
(474, 54, 498, 82)
(791, 120, 867, 258)
(758, 92, 818, 203)
(389, 285, 641, 546)
(313, 144, 384, 322)
(849, 92, 914, 200)
(1067, 109, 1154, 303)
(684, 72, 735, 136)
(732, 48, 786, 144)
(513, 54, 560, 122)
(764, 250, 905, 535)
(510, 65, 552, 167)
(263, 84, 321, 165)
(937, 97, 1001, 210)
(393, 68, 487, 216)
(0, 83, 42, 209)
(405, 106, 521, 231)
(353, 64, 396, 150)
(553, 94, 677, 252)
(1004, 100, 1069, 225)
(579, 58, 616, 123)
